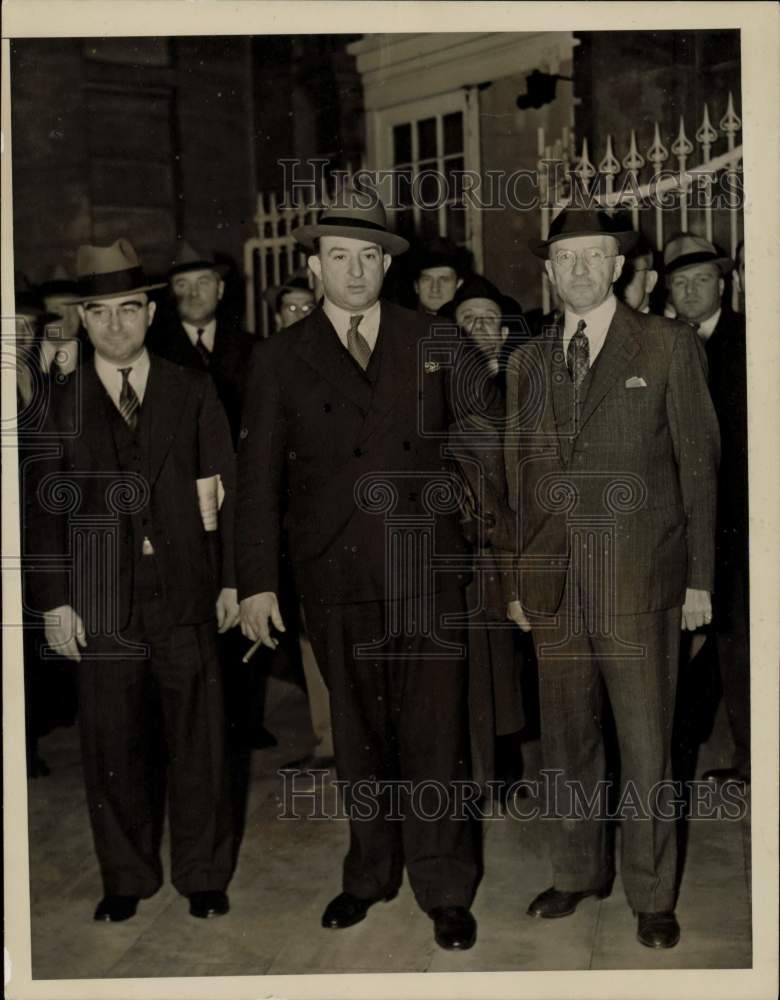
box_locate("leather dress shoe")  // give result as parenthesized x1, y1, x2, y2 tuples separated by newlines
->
(702, 767, 750, 785)
(636, 910, 680, 949)
(429, 906, 477, 950)
(527, 883, 611, 919)
(321, 890, 397, 929)
(188, 890, 230, 918)
(94, 894, 139, 922)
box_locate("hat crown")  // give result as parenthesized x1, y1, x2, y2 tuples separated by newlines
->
(319, 183, 388, 232)
(663, 233, 716, 265)
(76, 238, 140, 279)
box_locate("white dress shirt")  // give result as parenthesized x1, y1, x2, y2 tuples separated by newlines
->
(94, 349, 151, 410)
(323, 299, 381, 352)
(695, 308, 721, 342)
(39, 338, 79, 376)
(182, 318, 217, 353)
(562, 294, 618, 366)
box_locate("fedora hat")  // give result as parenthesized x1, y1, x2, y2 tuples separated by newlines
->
(412, 236, 468, 278)
(529, 208, 638, 259)
(168, 240, 231, 279)
(663, 233, 733, 276)
(262, 266, 315, 309)
(292, 183, 409, 256)
(15, 272, 61, 324)
(438, 274, 522, 326)
(39, 263, 79, 301)
(74, 238, 166, 302)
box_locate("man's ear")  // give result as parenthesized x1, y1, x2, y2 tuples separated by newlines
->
(456, 277, 464, 290)
(146, 300, 157, 325)
(77, 305, 86, 324)
(308, 254, 322, 281)
(382, 253, 392, 275)
(612, 255, 625, 283)
(646, 270, 659, 297)
(544, 260, 556, 286)
(413, 280, 420, 296)
(217, 279, 225, 302)
(718, 277, 725, 299)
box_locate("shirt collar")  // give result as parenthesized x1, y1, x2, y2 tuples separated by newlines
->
(563, 294, 618, 336)
(94, 347, 150, 394)
(182, 318, 217, 339)
(323, 298, 381, 349)
(696, 307, 721, 340)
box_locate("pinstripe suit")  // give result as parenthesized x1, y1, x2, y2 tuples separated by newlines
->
(503, 301, 720, 910)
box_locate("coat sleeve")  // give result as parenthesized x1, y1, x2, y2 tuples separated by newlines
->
(665, 325, 721, 592)
(235, 339, 287, 601)
(499, 347, 523, 604)
(197, 377, 237, 590)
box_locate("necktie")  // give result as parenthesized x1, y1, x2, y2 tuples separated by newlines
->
(566, 319, 590, 388)
(346, 314, 371, 371)
(195, 327, 211, 367)
(118, 367, 140, 430)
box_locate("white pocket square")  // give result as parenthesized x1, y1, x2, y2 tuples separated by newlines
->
(625, 376, 647, 388)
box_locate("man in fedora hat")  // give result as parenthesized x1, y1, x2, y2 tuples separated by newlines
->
(502, 208, 719, 948)
(236, 186, 479, 950)
(617, 234, 660, 315)
(38, 265, 90, 378)
(412, 236, 466, 316)
(265, 268, 318, 332)
(24, 238, 238, 923)
(664, 233, 750, 789)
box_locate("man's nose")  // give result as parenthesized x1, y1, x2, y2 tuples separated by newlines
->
(348, 256, 364, 277)
(573, 252, 589, 275)
(108, 309, 122, 332)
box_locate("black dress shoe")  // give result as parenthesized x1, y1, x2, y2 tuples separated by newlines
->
(281, 752, 336, 771)
(429, 906, 477, 950)
(702, 767, 750, 785)
(527, 883, 611, 919)
(636, 910, 680, 949)
(321, 890, 397, 929)
(94, 894, 139, 922)
(188, 890, 230, 919)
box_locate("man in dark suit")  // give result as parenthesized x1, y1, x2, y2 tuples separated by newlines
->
(148, 242, 254, 446)
(25, 239, 238, 923)
(665, 233, 750, 785)
(236, 189, 479, 950)
(502, 210, 720, 949)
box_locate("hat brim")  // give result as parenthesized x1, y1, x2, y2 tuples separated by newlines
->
(293, 223, 409, 256)
(529, 229, 639, 259)
(665, 252, 733, 276)
(73, 282, 168, 304)
(167, 260, 231, 280)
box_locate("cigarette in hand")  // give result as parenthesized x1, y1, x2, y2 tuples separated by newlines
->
(242, 638, 263, 663)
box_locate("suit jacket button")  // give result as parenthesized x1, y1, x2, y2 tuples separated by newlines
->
(239, 427, 249, 440)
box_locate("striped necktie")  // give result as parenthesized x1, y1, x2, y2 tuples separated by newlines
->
(118, 367, 140, 430)
(195, 327, 211, 367)
(346, 314, 371, 370)
(566, 319, 590, 388)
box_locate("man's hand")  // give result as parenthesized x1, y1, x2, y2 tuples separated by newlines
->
(681, 588, 712, 631)
(507, 600, 532, 633)
(44, 605, 87, 662)
(216, 587, 240, 633)
(240, 592, 285, 650)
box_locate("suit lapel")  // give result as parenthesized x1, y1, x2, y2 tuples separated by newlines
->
(144, 358, 191, 487)
(293, 307, 374, 414)
(577, 301, 641, 434)
(79, 363, 121, 470)
(357, 304, 403, 446)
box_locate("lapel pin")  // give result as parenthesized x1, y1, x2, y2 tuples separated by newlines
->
(424, 361, 440, 374)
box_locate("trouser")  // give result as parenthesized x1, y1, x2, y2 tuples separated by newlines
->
(298, 604, 333, 757)
(715, 562, 750, 777)
(76, 554, 233, 897)
(303, 588, 479, 913)
(534, 580, 680, 913)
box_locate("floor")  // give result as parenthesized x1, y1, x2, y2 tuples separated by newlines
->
(26, 676, 752, 980)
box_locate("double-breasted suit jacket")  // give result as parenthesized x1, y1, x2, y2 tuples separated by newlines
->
(503, 301, 720, 618)
(236, 301, 468, 608)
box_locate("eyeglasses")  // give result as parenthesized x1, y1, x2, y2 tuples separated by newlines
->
(552, 247, 618, 268)
(282, 302, 314, 314)
(84, 303, 144, 325)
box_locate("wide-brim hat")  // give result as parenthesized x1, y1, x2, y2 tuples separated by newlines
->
(39, 264, 80, 301)
(663, 233, 733, 276)
(292, 183, 409, 256)
(167, 240, 231, 279)
(73, 238, 166, 303)
(529, 208, 639, 259)
(437, 274, 522, 325)
(14, 273, 61, 323)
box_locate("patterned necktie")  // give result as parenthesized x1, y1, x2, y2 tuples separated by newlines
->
(118, 367, 140, 430)
(346, 314, 371, 371)
(195, 327, 211, 367)
(566, 319, 590, 388)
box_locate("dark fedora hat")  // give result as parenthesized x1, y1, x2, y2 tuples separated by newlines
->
(262, 266, 316, 310)
(39, 264, 79, 301)
(438, 273, 522, 324)
(412, 236, 467, 278)
(529, 208, 638, 259)
(15, 272, 61, 324)
(167, 240, 231, 279)
(663, 233, 733, 276)
(293, 183, 409, 256)
(74, 239, 166, 303)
